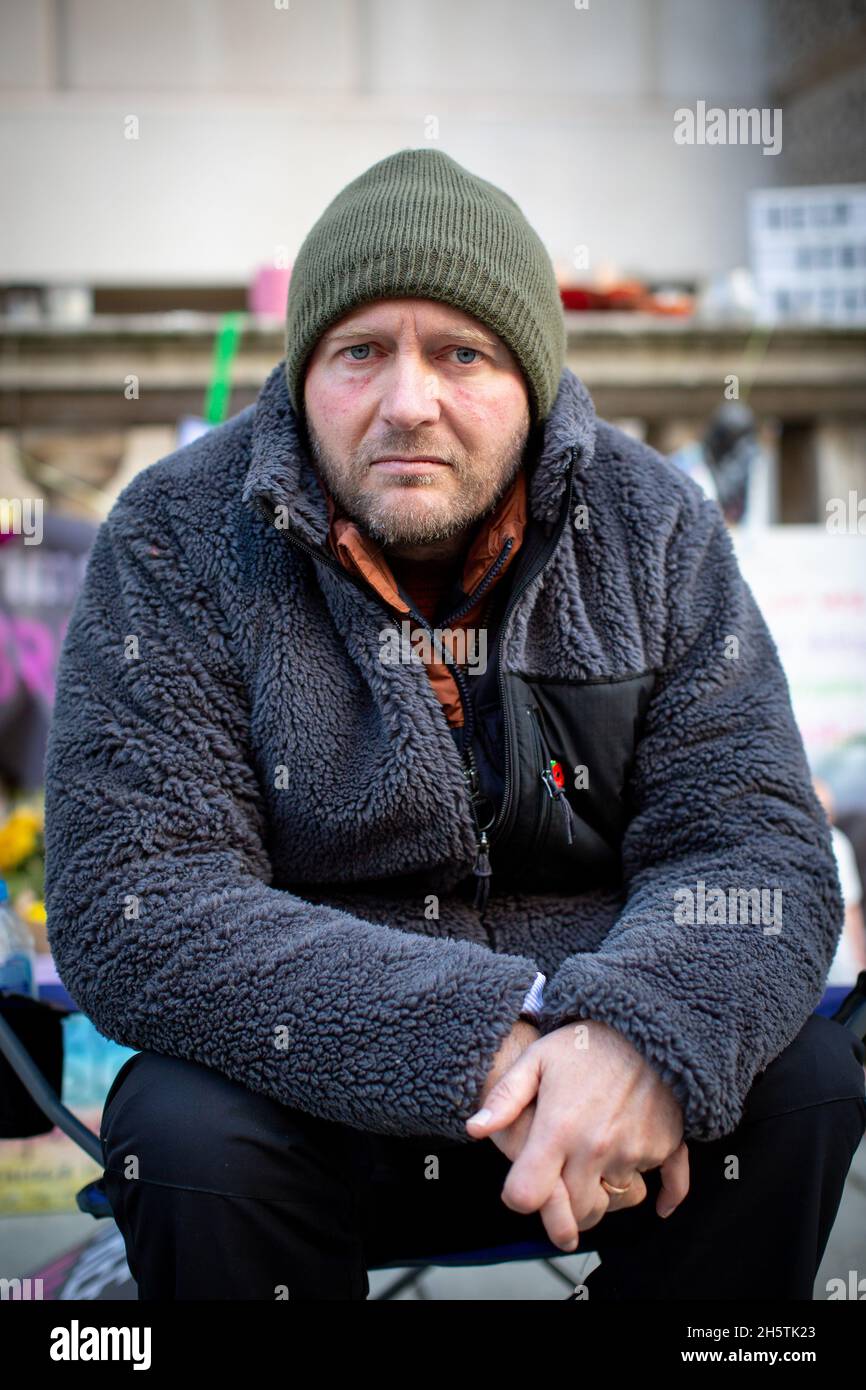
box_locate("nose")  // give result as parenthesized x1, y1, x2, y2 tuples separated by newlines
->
(376, 349, 442, 432)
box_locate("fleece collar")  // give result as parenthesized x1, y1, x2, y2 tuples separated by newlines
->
(243, 359, 598, 550)
(323, 464, 527, 615)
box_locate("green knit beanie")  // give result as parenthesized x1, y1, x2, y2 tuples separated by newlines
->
(284, 147, 566, 426)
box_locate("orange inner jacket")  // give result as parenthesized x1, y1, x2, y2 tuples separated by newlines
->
(315, 468, 528, 728)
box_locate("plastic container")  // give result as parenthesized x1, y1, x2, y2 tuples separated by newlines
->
(0, 877, 39, 999)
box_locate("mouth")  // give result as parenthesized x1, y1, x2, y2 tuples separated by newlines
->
(370, 458, 451, 475)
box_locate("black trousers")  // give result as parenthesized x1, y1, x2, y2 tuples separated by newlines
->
(100, 1012, 866, 1301)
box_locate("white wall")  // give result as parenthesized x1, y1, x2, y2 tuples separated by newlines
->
(0, 0, 782, 285)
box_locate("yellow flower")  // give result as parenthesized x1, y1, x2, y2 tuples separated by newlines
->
(0, 808, 40, 872)
(22, 898, 47, 926)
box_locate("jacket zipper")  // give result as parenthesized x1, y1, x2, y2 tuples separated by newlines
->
(527, 704, 576, 848)
(525, 705, 553, 855)
(487, 450, 578, 858)
(458, 736, 494, 912)
(394, 553, 512, 921)
(447, 448, 577, 908)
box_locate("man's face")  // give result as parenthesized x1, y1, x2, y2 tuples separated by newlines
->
(302, 298, 531, 555)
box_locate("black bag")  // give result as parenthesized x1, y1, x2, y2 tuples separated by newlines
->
(0, 990, 68, 1138)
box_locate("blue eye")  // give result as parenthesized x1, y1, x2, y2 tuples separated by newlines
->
(454, 347, 479, 364)
(346, 344, 371, 360)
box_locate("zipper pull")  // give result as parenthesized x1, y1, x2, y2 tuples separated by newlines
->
(462, 752, 479, 798)
(557, 789, 576, 846)
(542, 763, 576, 847)
(472, 828, 492, 910)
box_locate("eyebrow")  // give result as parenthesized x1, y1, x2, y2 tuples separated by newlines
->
(325, 324, 499, 348)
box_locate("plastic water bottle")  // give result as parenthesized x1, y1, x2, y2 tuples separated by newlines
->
(0, 877, 39, 999)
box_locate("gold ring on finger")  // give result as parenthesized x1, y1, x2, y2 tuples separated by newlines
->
(600, 1177, 633, 1195)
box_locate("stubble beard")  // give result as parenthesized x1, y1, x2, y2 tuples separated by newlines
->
(305, 417, 531, 548)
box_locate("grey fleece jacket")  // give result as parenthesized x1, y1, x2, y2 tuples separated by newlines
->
(43, 359, 844, 1146)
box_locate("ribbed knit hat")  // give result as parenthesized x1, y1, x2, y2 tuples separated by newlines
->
(284, 148, 566, 426)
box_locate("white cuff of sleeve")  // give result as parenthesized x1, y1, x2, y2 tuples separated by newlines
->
(519, 971, 546, 1022)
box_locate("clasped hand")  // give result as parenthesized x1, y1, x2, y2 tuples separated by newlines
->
(465, 1018, 690, 1252)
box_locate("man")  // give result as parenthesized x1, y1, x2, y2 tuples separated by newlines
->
(44, 148, 865, 1300)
